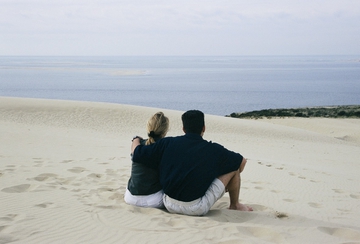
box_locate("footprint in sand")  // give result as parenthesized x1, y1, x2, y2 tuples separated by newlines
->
(236, 226, 286, 242)
(0, 225, 7, 233)
(318, 227, 360, 241)
(332, 189, 344, 194)
(4, 165, 17, 172)
(68, 167, 87, 173)
(34, 202, 56, 208)
(32, 176, 76, 189)
(61, 160, 73, 164)
(32, 158, 44, 167)
(106, 169, 118, 175)
(251, 181, 264, 185)
(350, 194, 360, 199)
(0, 214, 26, 243)
(1, 184, 36, 193)
(337, 208, 351, 213)
(98, 162, 109, 165)
(308, 202, 322, 208)
(96, 187, 117, 193)
(32, 173, 58, 182)
(275, 211, 288, 219)
(87, 173, 103, 179)
(283, 199, 296, 203)
(310, 179, 320, 183)
(0, 233, 18, 243)
(0, 214, 26, 222)
(249, 204, 268, 211)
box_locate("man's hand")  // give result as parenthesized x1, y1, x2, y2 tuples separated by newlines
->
(131, 136, 142, 155)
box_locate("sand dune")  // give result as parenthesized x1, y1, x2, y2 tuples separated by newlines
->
(0, 97, 359, 243)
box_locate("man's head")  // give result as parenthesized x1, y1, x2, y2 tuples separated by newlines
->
(181, 110, 205, 135)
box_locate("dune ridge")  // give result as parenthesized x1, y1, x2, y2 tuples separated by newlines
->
(0, 97, 359, 243)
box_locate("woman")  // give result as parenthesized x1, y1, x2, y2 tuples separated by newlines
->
(124, 112, 169, 208)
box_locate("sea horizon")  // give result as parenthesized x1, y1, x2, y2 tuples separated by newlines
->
(1, 55, 359, 116)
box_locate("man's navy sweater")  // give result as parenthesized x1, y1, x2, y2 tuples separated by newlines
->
(132, 133, 243, 202)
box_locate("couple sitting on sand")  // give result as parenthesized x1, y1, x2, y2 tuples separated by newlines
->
(124, 110, 253, 216)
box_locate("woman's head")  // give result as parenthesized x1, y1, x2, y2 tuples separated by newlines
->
(146, 112, 169, 145)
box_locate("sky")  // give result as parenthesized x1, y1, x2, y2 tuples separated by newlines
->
(1, 0, 360, 56)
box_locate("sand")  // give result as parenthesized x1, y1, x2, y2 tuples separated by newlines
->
(0, 96, 359, 244)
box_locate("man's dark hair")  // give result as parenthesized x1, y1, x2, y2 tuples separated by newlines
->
(181, 110, 205, 134)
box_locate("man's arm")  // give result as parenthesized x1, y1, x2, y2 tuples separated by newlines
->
(131, 136, 142, 155)
(131, 136, 165, 169)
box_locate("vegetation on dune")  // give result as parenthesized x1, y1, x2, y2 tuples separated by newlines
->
(227, 105, 360, 119)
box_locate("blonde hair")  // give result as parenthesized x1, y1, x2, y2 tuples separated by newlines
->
(145, 112, 169, 145)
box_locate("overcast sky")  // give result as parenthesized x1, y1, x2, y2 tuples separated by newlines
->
(1, 0, 359, 56)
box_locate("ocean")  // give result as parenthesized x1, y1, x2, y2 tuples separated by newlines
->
(0, 56, 359, 116)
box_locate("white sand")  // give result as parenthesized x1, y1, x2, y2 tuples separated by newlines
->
(0, 96, 359, 244)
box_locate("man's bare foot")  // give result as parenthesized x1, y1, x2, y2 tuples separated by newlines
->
(229, 203, 253, 211)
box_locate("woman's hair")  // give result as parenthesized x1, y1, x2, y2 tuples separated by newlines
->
(146, 112, 169, 145)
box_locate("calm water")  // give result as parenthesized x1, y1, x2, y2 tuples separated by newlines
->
(0, 56, 359, 116)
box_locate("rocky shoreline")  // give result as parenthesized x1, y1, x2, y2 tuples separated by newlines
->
(227, 105, 360, 119)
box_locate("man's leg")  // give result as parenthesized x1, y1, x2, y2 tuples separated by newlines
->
(218, 158, 253, 211)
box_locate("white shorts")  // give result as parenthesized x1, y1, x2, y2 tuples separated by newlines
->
(124, 189, 164, 208)
(163, 178, 225, 216)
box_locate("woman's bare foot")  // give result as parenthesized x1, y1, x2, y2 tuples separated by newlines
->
(229, 203, 253, 211)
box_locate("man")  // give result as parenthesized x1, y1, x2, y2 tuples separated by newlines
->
(131, 110, 252, 216)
